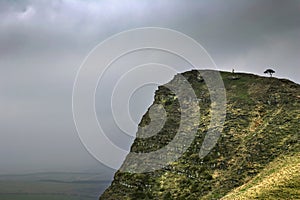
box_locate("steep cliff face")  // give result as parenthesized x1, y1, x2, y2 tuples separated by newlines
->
(100, 70, 300, 200)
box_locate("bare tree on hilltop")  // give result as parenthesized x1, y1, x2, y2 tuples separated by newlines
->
(264, 69, 275, 77)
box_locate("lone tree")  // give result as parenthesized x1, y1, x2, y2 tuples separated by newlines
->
(264, 69, 275, 77)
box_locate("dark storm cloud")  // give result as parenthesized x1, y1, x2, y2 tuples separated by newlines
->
(175, 0, 300, 82)
(0, 0, 299, 174)
(172, 1, 300, 66)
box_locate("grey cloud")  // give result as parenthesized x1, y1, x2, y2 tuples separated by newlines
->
(0, 0, 299, 175)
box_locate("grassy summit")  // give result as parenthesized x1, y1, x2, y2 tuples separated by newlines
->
(100, 70, 300, 200)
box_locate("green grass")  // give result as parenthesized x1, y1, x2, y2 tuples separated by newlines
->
(221, 152, 300, 200)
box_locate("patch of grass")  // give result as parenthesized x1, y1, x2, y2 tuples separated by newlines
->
(221, 152, 300, 199)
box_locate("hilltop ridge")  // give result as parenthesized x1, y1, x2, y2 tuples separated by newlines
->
(100, 70, 300, 200)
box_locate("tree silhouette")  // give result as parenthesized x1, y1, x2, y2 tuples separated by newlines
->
(264, 69, 275, 77)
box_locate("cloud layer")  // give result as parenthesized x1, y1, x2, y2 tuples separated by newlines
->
(0, 0, 299, 174)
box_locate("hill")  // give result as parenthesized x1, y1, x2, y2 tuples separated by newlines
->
(0, 172, 111, 200)
(100, 70, 300, 200)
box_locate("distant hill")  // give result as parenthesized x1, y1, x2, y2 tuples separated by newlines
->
(100, 70, 300, 200)
(0, 172, 111, 200)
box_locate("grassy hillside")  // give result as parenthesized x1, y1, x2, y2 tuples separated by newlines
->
(221, 152, 300, 200)
(100, 70, 300, 200)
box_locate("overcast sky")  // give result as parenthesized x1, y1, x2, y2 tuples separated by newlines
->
(0, 0, 299, 176)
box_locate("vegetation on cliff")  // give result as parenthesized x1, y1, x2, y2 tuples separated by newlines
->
(100, 70, 300, 200)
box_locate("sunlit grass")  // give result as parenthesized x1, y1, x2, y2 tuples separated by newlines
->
(221, 152, 300, 200)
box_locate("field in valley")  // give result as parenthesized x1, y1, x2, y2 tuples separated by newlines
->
(0, 172, 111, 200)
